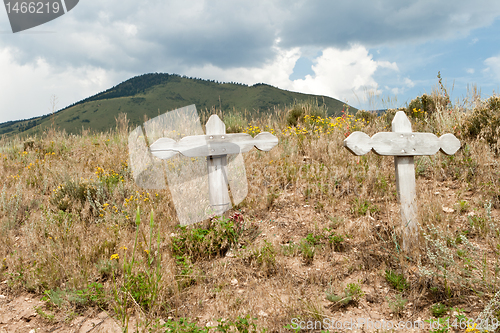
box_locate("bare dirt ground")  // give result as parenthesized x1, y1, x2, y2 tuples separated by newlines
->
(1, 178, 496, 333)
(0, 289, 126, 333)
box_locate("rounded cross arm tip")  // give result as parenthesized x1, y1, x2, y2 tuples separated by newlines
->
(253, 132, 278, 151)
(343, 131, 372, 155)
(439, 133, 461, 155)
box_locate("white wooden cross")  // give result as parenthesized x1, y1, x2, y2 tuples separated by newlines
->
(343, 111, 460, 252)
(149, 114, 278, 216)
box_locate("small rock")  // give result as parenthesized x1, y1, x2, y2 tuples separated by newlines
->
(258, 310, 268, 317)
(366, 294, 376, 303)
(442, 206, 455, 213)
(0, 295, 6, 299)
(231, 278, 238, 286)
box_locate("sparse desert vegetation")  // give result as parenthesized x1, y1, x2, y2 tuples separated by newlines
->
(0, 85, 500, 332)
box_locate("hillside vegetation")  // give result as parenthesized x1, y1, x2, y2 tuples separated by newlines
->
(0, 73, 354, 137)
(0, 86, 499, 332)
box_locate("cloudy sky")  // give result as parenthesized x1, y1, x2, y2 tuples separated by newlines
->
(1, 0, 500, 123)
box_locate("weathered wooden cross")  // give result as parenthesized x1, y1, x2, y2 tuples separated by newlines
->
(343, 111, 461, 251)
(149, 114, 278, 217)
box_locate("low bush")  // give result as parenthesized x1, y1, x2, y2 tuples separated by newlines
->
(461, 96, 500, 155)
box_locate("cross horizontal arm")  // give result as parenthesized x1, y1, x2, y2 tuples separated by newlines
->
(150, 132, 278, 160)
(343, 131, 460, 156)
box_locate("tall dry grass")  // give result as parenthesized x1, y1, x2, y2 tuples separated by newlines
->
(0, 89, 499, 331)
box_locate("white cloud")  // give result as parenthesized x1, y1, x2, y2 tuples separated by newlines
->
(378, 61, 399, 71)
(404, 78, 415, 88)
(183, 46, 301, 89)
(184, 44, 398, 108)
(290, 45, 398, 105)
(0, 47, 120, 122)
(484, 56, 500, 78)
(466, 68, 475, 74)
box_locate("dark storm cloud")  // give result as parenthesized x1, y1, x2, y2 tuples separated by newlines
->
(1, 0, 279, 71)
(277, 0, 500, 48)
(1, 0, 500, 73)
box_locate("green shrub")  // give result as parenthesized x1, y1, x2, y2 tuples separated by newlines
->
(286, 101, 328, 127)
(124, 271, 158, 311)
(304, 233, 323, 246)
(251, 240, 277, 276)
(355, 109, 377, 123)
(461, 96, 500, 154)
(385, 269, 409, 292)
(286, 107, 304, 127)
(300, 239, 315, 265)
(387, 294, 408, 317)
(155, 317, 209, 332)
(430, 302, 449, 318)
(328, 233, 345, 252)
(407, 94, 436, 118)
(42, 282, 106, 310)
(325, 283, 364, 306)
(281, 241, 299, 257)
(50, 178, 103, 214)
(224, 112, 248, 133)
(171, 216, 242, 262)
(350, 198, 379, 216)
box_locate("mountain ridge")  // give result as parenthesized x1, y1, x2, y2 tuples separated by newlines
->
(1, 73, 357, 136)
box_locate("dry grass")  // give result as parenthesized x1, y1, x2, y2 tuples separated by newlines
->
(0, 89, 499, 332)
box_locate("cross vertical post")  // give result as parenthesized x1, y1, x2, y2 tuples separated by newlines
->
(205, 115, 231, 215)
(392, 112, 418, 251)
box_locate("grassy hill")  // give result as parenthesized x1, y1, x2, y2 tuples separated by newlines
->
(0, 73, 356, 136)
